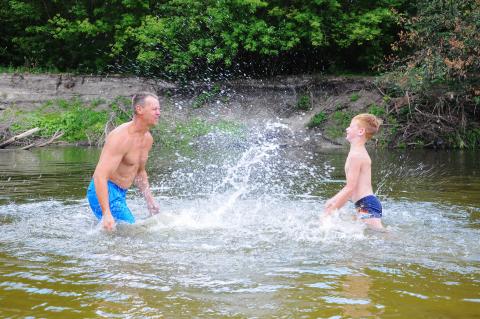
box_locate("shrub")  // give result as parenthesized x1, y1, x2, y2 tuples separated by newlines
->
(297, 94, 311, 111)
(307, 111, 327, 128)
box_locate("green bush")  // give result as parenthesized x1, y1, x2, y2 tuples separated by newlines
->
(6, 98, 123, 144)
(297, 94, 311, 111)
(367, 103, 385, 117)
(192, 85, 221, 108)
(34, 99, 109, 142)
(307, 112, 327, 128)
(325, 111, 354, 138)
(0, 1, 408, 77)
(380, 0, 480, 149)
(350, 93, 360, 102)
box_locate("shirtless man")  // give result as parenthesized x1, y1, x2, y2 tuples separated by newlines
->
(323, 113, 384, 229)
(87, 92, 161, 231)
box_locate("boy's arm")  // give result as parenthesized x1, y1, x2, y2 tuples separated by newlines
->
(324, 156, 363, 214)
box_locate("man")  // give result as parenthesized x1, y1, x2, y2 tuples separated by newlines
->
(87, 92, 161, 231)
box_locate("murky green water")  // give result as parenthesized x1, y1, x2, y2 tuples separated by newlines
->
(1, 126, 479, 318)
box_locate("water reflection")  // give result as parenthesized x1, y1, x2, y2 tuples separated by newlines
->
(0, 147, 99, 203)
(339, 271, 377, 318)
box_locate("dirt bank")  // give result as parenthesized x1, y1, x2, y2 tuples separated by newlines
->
(0, 73, 383, 150)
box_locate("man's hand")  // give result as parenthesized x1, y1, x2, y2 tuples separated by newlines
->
(324, 198, 335, 215)
(147, 201, 160, 216)
(102, 213, 116, 231)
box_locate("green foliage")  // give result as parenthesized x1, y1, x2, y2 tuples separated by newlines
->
(2, 96, 246, 149)
(175, 118, 243, 140)
(109, 96, 133, 124)
(192, 85, 221, 108)
(35, 99, 109, 142)
(392, 0, 479, 90)
(464, 128, 480, 149)
(307, 111, 327, 128)
(154, 117, 245, 153)
(0, 0, 409, 77)
(367, 103, 386, 117)
(332, 110, 354, 127)
(325, 110, 354, 138)
(0, 65, 60, 74)
(6, 98, 127, 144)
(379, 0, 480, 149)
(349, 92, 360, 102)
(474, 96, 480, 107)
(175, 118, 212, 139)
(444, 128, 480, 149)
(297, 94, 311, 111)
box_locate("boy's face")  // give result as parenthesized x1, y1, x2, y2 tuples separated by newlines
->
(346, 119, 365, 142)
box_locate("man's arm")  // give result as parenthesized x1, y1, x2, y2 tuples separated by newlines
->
(134, 134, 159, 215)
(324, 156, 363, 215)
(134, 168, 159, 215)
(93, 133, 127, 230)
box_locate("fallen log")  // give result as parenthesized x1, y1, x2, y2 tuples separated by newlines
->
(0, 127, 40, 148)
(20, 142, 37, 150)
(36, 131, 64, 147)
(21, 130, 64, 150)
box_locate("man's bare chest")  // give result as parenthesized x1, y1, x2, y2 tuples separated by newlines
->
(122, 148, 149, 167)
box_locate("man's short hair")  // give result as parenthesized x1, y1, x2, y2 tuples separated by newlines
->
(131, 92, 159, 114)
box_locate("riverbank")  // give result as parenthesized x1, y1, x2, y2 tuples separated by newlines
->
(0, 73, 393, 150)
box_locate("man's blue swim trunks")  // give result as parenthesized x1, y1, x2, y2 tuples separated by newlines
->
(86, 179, 135, 224)
(354, 195, 382, 219)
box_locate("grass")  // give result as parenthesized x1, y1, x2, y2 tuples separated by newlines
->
(325, 110, 354, 139)
(154, 117, 245, 154)
(2, 97, 130, 144)
(0, 65, 61, 74)
(350, 92, 360, 102)
(367, 103, 386, 117)
(1, 96, 245, 150)
(307, 112, 327, 128)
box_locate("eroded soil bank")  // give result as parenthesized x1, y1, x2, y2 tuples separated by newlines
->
(0, 73, 385, 150)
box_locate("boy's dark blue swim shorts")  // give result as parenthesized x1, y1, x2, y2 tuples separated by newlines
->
(354, 195, 382, 219)
(87, 179, 135, 224)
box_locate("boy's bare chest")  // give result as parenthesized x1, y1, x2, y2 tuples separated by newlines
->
(344, 155, 371, 175)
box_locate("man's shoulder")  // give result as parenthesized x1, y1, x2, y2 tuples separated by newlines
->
(104, 122, 132, 148)
(110, 122, 131, 134)
(107, 122, 132, 138)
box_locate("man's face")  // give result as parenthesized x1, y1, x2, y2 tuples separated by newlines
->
(139, 96, 161, 125)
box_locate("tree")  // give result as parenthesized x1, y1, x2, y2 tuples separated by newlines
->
(381, 0, 480, 148)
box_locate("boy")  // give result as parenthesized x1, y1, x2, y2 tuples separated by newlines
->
(324, 113, 384, 229)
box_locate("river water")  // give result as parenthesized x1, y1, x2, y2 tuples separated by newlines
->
(0, 123, 479, 318)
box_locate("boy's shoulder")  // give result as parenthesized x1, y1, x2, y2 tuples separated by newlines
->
(347, 149, 371, 163)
